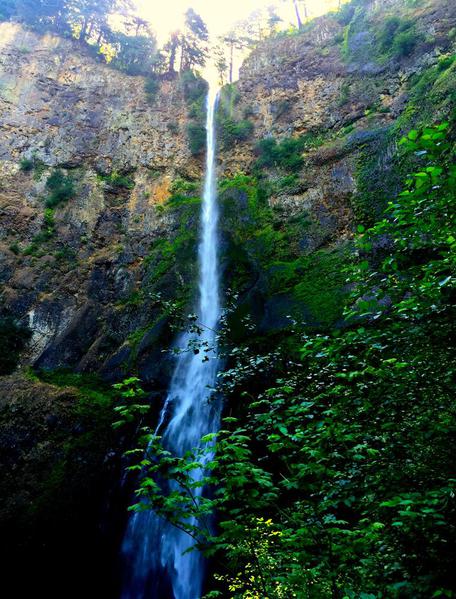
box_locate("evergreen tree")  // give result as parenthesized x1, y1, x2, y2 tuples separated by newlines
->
(14, 0, 69, 32)
(180, 8, 208, 72)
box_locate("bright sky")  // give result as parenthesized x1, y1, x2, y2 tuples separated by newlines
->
(135, 0, 342, 43)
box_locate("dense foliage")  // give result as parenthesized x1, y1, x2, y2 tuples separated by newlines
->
(0, 0, 209, 78)
(0, 317, 31, 375)
(121, 121, 456, 598)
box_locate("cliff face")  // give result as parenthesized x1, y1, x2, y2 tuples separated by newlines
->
(0, 2, 455, 593)
(1, 0, 455, 376)
(0, 22, 202, 379)
(219, 0, 455, 252)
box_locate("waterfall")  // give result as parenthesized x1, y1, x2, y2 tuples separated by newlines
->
(121, 86, 221, 599)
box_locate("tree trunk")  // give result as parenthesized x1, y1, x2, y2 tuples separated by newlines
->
(168, 38, 178, 73)
(80, 16, 88, 40)
(292, 0, 302, 29)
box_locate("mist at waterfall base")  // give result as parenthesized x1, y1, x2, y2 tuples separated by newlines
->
(121, 88, 222, 599)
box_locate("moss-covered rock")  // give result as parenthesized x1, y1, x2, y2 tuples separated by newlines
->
(0, 372, 125, 597)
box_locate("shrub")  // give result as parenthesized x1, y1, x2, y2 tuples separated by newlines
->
(254, 136, 306, 172)
(438, 54, 456, 71)
(167, 121, 179, 134)
(100, 171, 135, 190)
(392, 29, 421, 57)
(188, 99, 205, 120)
(0, 316, 31, 375)
(169, 178, 200, 196)
(218, 118, 254, 147)
(19, 158, 34, 172)
(144, 77, 160, 105)
(180, 70, 208, 105)
(45, 170, 75, 208)
(378, 16, 404, 51)
(337, 80, 351, 106)
(187, 122, 206, 156)
(19, 154, 47, 178)
(377, 16, 422, 59)
(9, 242, 20, 255)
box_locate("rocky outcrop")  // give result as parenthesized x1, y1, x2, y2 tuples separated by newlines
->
(0, 373, 124, 597)
(1, 0, 455, 375)
(219, 0, 456, 247)
(0, 22, 201, 379)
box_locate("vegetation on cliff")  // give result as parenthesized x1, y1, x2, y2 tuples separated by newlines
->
(125, 119, 456, 599)
(0, 0, 210, 78)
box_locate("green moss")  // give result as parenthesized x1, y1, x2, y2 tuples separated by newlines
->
(116, 290, 144, 307)
(395, 53, 456, 131)
(98, 170, 135, 190)
(266, 247, 351, 327)
(24, 369, 117, 525)
(142, 192, 201, 318)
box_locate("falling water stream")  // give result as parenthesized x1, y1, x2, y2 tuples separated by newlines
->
(121, 86, 221, 599)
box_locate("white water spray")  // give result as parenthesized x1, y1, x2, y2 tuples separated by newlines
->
(121, 86, 221, 599)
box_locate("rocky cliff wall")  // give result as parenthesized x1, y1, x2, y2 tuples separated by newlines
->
(0, 22, 202, 380)
(219, 0, 455, 250)
(1, 0, 455, 378)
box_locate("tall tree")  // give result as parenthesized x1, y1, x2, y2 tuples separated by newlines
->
(163, 30, 181, 74)
(213, 43, 229, 85)
(284, 0, 308, 29)
(180, 8, 208, 72)
(14, 0, 69, 32)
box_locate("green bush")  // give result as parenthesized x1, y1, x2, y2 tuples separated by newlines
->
(392, 29, 421, 57)
(180, 70, 208, 105)
(169, 178, 200, 196)
(0, 316, 31, 375)
(167, 121, 179, 134)
(144, 77, 160, 105)
(19, 154, 47, 179)
(9, 242, 20, 255)
(187, 122, 206, 156)
(19, 158, 34, 172)
(254, 136, 306, 172)
(99, 170, 135, 190)
(218, 118, 254, 147)
(337, 80, 351, 106)
(45, 170, 75, 208)
(377, 16, 422, 58)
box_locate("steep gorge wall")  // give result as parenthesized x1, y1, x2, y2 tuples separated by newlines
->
(1, 0, 455, 377)
(219, 0, 455, 251)
(0, 22, 203, 381)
